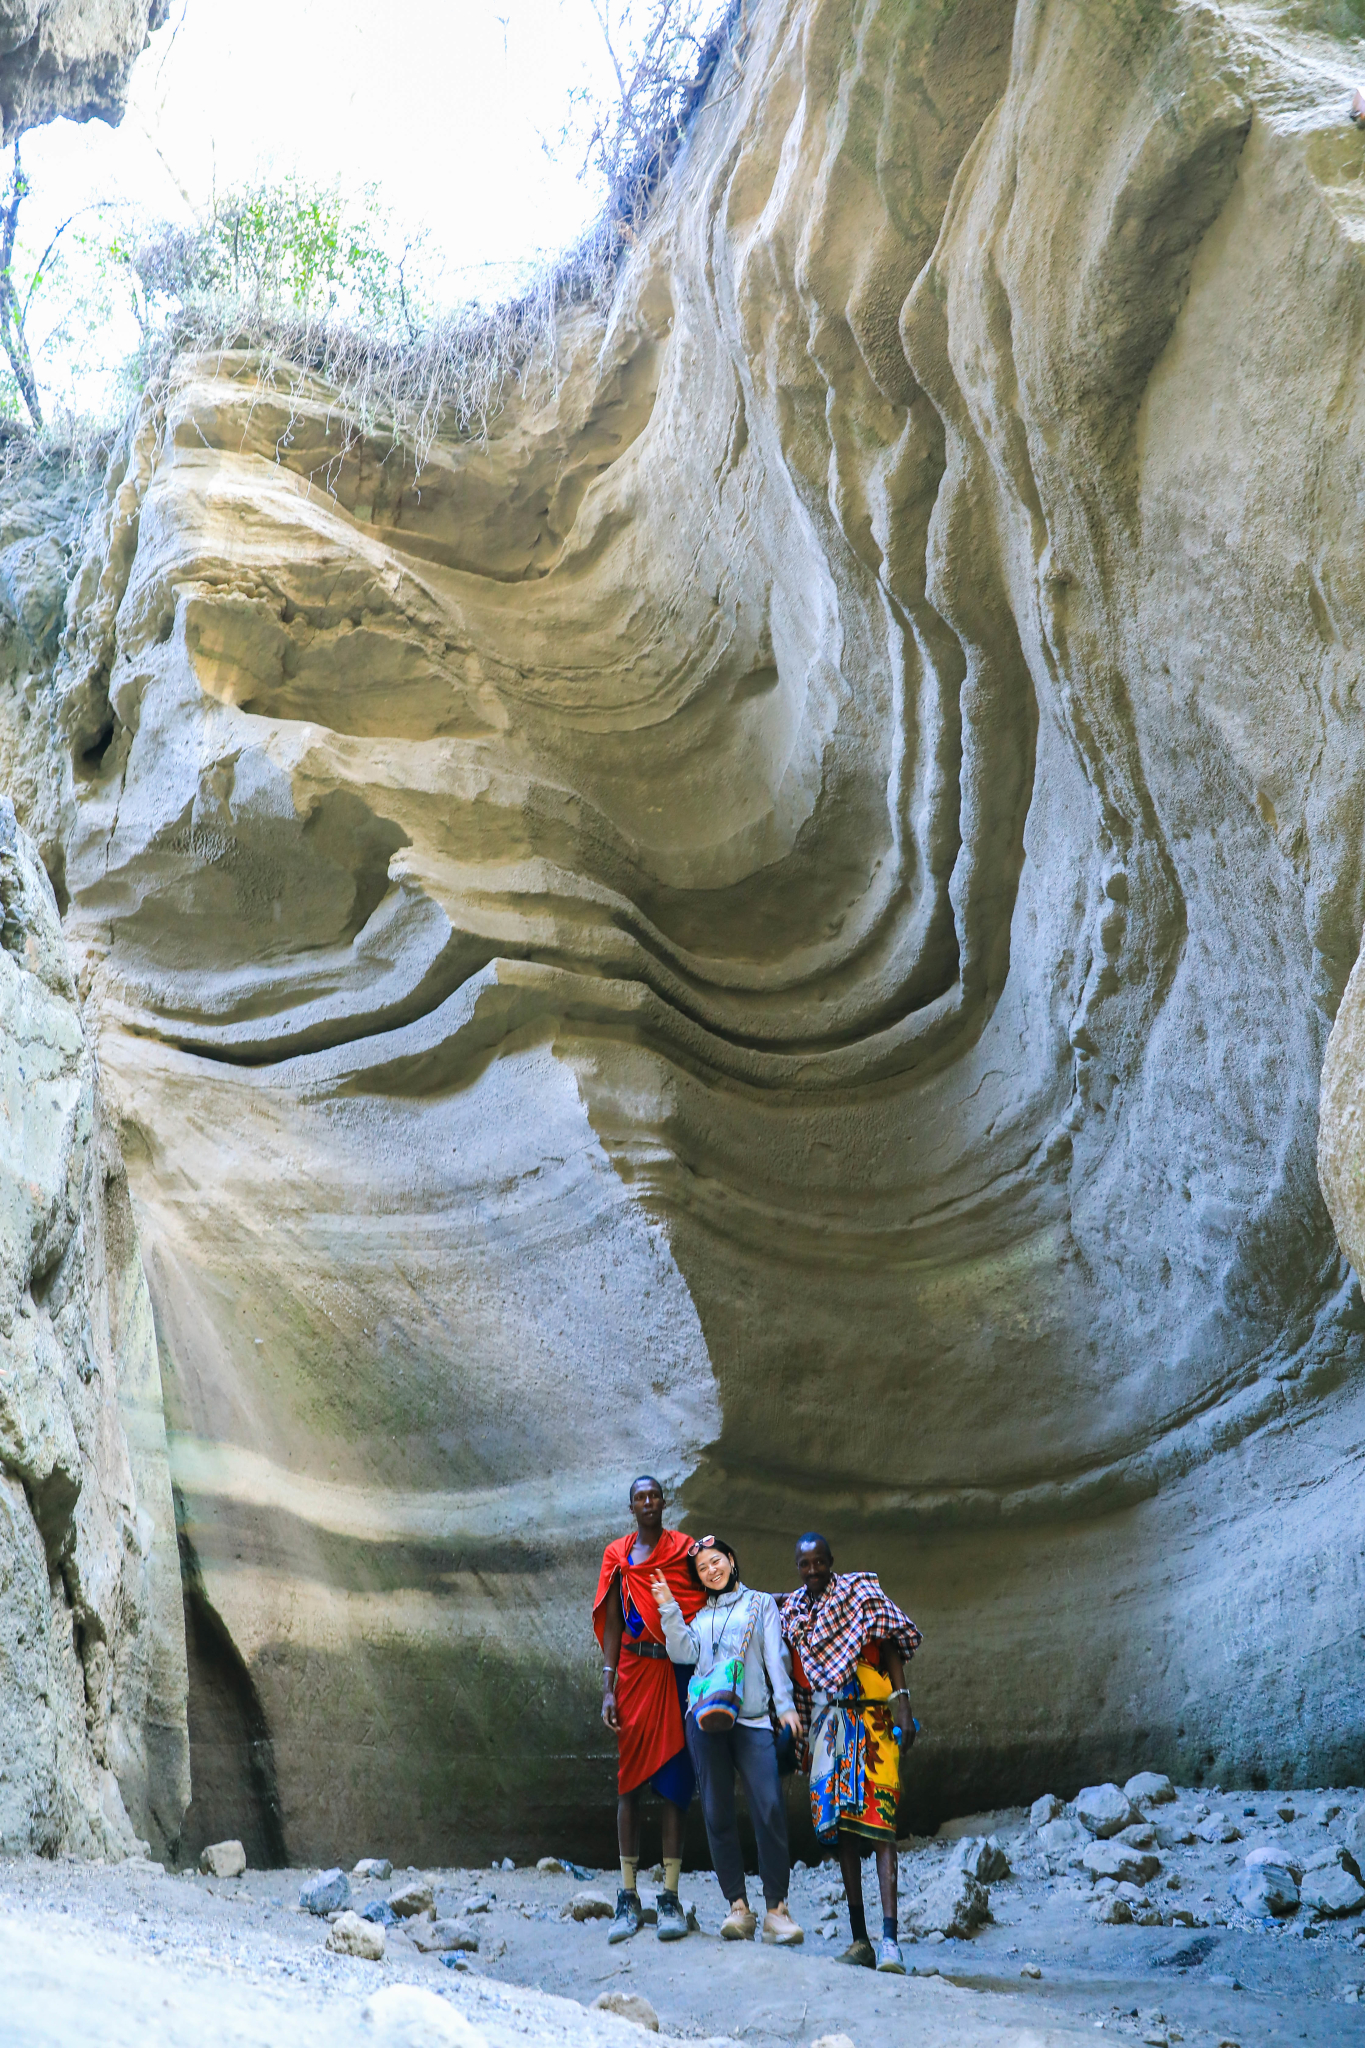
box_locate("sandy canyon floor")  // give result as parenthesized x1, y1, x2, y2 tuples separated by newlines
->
(7, 1787, 1365, 2047)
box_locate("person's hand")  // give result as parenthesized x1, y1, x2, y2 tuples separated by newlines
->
(650, 1571, 674, 1612)
(779, 1711, 802, 1740)
(602, 1686, 621, 1733)
(890, 1697, 915, 1750)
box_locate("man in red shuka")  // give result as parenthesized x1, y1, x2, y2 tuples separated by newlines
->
(594, 1475, 704, 1944)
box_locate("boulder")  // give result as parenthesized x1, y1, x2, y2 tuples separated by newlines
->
(948, 1835, 1011, 1883)
(1037, 1817, 1087, 1855)
(354, 1858, 393, 1880)
(1124, 1773, 1176, 1808)
(536, 1857, 564, 1874)
(1155, 1825, 1197, 1849)
(1248, 1845, 1303, 1881)
(1117, 1824, 1156, 1848)
(912, 1870, 992, 1938)
(388, 1882, 436, 1919)
(568, 1892, 614, 1922)
(1076, 1785, 1138, 1839)
(199, 1840, 246, 1880)
(410, 1919, 480, 1953)
(360, 1986, 480, 2044)
(590, 1993, 660, 2031)
(1301, 1848, 1365, 1918)
(1233, 1861, 1299, 1918)
(1082, 1842, 1161, 1886)
(327, 1910, 385, 1960)
(1196, 1814, 1241, 1844)
(1091, 1893, 1132, 1924)
(300, 1869, 351, 1915)
(1030, 1795, 1064, 1827)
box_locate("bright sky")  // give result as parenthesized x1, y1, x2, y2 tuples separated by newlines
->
(15, 0, 632, 412)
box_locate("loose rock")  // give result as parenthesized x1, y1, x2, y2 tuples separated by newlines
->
(535, 1858, 564, 1874)
(1076, 1785, 1139, 1839)
(911, 1869, 991, 1938)
(410, 1919, 480, 1954)
(1232, 1861, 1299, 1918)
(1082, 1842, 1161, 1886)
(199, 1840, 247, 1880)
(354, 1858, 393, 1880)
(948, 1834, 1011, 1883)
(1037, 1817, 1086, 1855)
(568, 1892, 614, 1922)
(1125, 1773, 1176, 1808)
(1030, 1794, 1063, 1827)
(1196, 1813, 1241, 1844)
(388, 1882, 436, 1920)
(327, 1909, 385, 1960)
(590, 1992, 659, 2031)
(1300, 1850, 1365, 1918)
(300, 1868, 351, 1915)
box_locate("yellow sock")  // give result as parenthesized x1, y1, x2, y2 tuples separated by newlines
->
(663, 1857, 682, 1895)
(621, 1856, 638, 1894)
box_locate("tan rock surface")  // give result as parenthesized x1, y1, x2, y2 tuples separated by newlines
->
(5, 0, 1365, 1858)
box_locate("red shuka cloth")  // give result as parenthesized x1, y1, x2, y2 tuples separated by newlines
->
(593, 1527, 704, 1795)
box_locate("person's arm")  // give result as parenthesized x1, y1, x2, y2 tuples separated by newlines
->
(882, 1641, 915, 1746)
(601, 1573, 624, 1732)
(650, 1571, 702, 1665)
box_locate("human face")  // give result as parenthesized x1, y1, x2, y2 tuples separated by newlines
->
(696, 1546, 733, 1592)
(796, 1541, 833, 1596)
(630, 1480, 664, 1531)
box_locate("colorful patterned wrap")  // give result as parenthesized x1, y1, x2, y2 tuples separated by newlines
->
(808, 1652, 901, 1845)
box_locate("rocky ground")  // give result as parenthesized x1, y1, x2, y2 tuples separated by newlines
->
(7, 1781, 1365, 2046)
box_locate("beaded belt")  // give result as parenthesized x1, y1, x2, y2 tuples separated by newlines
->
(624, 1641, 669, 1660)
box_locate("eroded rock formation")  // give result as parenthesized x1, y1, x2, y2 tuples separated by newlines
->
(5, 0, 1365, 1859)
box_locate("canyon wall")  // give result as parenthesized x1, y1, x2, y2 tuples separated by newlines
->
(7, 0, 1365, 1861)
(0, 0, 187, 1862)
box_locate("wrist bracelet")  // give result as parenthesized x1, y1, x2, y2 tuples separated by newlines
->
(603, 1668, 618, 1682)
(888, 1688, 910, 1702)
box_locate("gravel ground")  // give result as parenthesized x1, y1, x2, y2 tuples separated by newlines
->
(6, 1783, 1365, 2046)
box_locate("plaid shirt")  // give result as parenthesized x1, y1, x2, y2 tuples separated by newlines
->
(778, 1572, 921, 1721)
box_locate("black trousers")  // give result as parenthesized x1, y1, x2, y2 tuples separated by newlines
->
(684, 1718, 791, 1909)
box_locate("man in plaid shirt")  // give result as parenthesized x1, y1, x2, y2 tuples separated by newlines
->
(779, 1533, 920, 1973)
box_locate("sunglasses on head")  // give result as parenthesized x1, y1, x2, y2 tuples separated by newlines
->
(687, 1536, 718, 1557)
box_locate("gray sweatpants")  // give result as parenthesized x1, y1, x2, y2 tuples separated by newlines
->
(684, 1718, 791, 1909)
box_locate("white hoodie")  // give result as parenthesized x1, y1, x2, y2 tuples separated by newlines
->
(656, 1579, 796, 1729)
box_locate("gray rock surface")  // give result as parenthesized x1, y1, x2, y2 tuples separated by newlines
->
(409, 1918, 479, 1954)
(353, 1858, 392, 1880)
(948, 1835, 1011, 1883)
(589, 1993, 659, 2031)
(387, 1882, 435, 1920)
(1233, 1860, 1300, 1918)
(1030, 1795, 1063, 1828)
(1124, 1774, 1176, 1808)
(1081, 1843, 1161, 1886)
(1300, 1848, 1365, 1918)
(911, 1869, 992, 1938)
(1037, 1817, 1087, 1856)
(325, 1909, 384, 1960)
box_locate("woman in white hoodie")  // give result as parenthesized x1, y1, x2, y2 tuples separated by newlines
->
(652, 1536, 805, 1945)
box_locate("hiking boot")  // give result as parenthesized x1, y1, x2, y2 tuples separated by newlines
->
(655, 1888, 689, 1941)
(835, 1937, 876, 1968)
(875, 1934, 906, 1973)
(720, 1900, 757, 1941)
(762, 1902, 804, 1946)
(608, 1889, 642, 1944)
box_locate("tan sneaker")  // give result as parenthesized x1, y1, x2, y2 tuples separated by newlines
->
(720, 1900, 757, 1941)
(762, 1902, 804, 1946)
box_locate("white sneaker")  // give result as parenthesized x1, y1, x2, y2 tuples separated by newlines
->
(720, 1901, 757, 1941)
(762, 1903, 803, 1945)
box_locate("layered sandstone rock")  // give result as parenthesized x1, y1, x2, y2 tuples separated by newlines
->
(6, 0, 1365, 1858)
(0, 797, 187, 1854)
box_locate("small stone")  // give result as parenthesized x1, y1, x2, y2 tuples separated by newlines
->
(1020, 1960, 1042, 1976)
(1314, 1800, 1343, 1828)
(569, 1891, 614, 1921)
(1030, 1794, 1063, 1827)
(1155, 1825, 1197, 1849)
(1083, 1842, 1161, 1886)
(361, 1987, 470, 2038)
(362, 1900, 398, 1927)
(1124, 1773, 1176, 1808)
(811, 2036, 857, 2048)
(1118, 1824, 1157, 1848)
(1091, 1893, 1132, 1924)
(1232, 1861, 1299, 1918)
(1076, 1784, 1139, 1839)
(387, 1881, 435, 1919)
(497, 1857, 515, 1870)
(327, 1910, 385, 1960)
(1196, 1814, 1240, 1844)
(353, 1858, 392, 1880)
(1300, 1852, 1365, 1919)
(591, 1992, 659, 2031)
(925, 1929, 947, 1944)
(300, 1868, 351, 1915)
(912, 1869, 991, 1938)
(199, 1839, 247, 1880)
(410, 1918, 480, 1953)
(948, 1834, 1011, 1883)
(535, 1857, 564, 1873)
